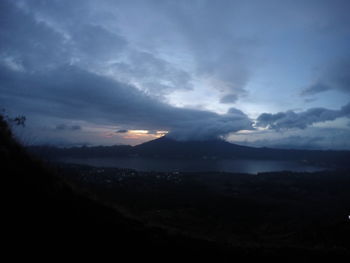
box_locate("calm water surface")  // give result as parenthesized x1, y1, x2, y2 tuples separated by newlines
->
(59, 157, 323, 174)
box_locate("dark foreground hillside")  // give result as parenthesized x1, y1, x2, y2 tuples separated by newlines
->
(1, 116, 230, 261)
(1, 115, 349, 261)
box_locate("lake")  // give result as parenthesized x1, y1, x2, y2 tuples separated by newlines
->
(58, 157, 324, 174)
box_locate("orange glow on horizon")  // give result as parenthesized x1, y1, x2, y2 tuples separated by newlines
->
(122, 130, 168, 140)
(100, 129, 168, 143)
(128, 130, 149, 134)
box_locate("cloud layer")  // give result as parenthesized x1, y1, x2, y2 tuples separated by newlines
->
(256, 103, 350, 130)
(302, 58, 350, 96)
(1, 0, 350, 147)
(0, 64, 252, 140)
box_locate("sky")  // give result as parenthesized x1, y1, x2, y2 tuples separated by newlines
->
(1, 0, 350, 149)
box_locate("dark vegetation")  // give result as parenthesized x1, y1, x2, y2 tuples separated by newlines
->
(60, 166, 350, 251)
(2, 114, 350, 261)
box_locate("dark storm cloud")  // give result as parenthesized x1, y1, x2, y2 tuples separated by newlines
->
(0, 0, 191, 105)
(55, 124, 82, 131)
(154, 0, 254, 101)
(71, 24, 127, 61)
(1, 0, 350, 147)
(0, 0, 69, 70)
(0, 0, 253, 140)
(256, 103, 350, 130)
(151, 0, 349, 103)
(302, 58, 350, 96)
(301, 83, 331, 96)
(220, 94, 239, 104)
(109, 51, 193, 97)
(168, 107, 252, 141)
(304, 97, 317, 103)
(14, 0, 193, 97)
(0, 64, 252, 140)
(116, 129, 128, 133)
(55, 124, 67, 131)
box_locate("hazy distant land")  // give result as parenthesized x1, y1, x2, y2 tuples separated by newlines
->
(30, 136, 350, 173)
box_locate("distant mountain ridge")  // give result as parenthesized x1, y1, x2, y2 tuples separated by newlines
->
(28, 136, 350, 167)
(135, 136, 261, 158)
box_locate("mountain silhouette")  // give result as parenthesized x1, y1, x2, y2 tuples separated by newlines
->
(28, 136, 350, 167)
(134, 136, 253, 158)
(133, 136, 350, 166)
